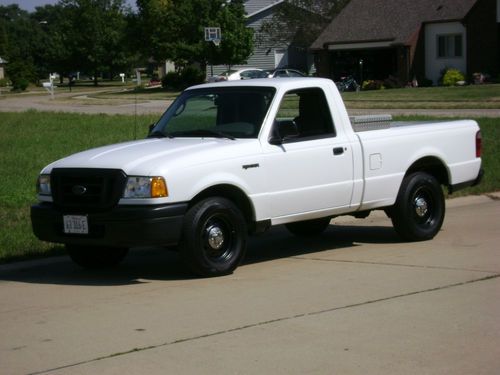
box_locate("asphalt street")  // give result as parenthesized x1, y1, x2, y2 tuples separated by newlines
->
(1, 89, 500, 117)
(1, 194, 499, 375)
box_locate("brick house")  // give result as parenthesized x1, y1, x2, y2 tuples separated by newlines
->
(311, 0, 500, 84)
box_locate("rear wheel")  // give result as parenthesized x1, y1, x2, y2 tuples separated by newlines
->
(180, 197, 247, 277)
(285, 217, 331, 237)
(390, 172, 445, 241)
(67, 245, 129, 268)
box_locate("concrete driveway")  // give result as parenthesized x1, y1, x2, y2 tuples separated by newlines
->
(1, 194, 499, 374)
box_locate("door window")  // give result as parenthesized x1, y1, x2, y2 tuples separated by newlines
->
(274, 88, 336, 141)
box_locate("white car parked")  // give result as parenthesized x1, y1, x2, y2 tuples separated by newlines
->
(208, 68, 268, 82)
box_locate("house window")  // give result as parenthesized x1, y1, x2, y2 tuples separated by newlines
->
(437, 34, 463, 58)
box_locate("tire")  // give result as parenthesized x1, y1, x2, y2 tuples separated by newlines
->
(67, 245, 128, 268)
(179, 197, 247, 277)
(390, 172, 445, 241)
(285, 217, 331, 237)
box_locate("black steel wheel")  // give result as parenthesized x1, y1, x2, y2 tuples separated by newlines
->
(67, 245, 129, 268)
(285, 217, 331, 237)
(390, 172, 445, 241)
(180, 197, 247, 277)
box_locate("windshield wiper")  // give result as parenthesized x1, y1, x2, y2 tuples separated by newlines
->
(170, 129, 236, 140)
(148, 130, 174, 139)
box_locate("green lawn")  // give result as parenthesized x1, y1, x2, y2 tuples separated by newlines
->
(0, 111, 498, 263)
(0, 111, 157, 262)
(342, 84, 500, 109)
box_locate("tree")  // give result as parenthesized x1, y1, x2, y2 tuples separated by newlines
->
(0, 5, 38, 89)
(136, 0, 253, 73)
(260, 0, 350, 48)
(0, 20, 7, 58)
(58, 0, 131, 85)
(31, 4, 74, 83)
(208, 0, 253, 68)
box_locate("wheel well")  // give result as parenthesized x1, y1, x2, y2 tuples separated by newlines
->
(405, 157, 449, 186)
(190, 184, 255, 226)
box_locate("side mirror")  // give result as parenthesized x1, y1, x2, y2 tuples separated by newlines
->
(269, 120, 299, 145)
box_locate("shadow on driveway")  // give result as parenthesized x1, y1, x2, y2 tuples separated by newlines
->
(0, 224, 399, 286)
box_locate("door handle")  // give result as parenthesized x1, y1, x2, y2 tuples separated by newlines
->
(333, 147, 344, 155)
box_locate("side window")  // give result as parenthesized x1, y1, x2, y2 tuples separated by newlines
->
(274, 88, 335, 141)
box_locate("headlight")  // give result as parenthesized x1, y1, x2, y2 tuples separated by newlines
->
(123, 176, 168, 199)
(37, 174, 51, 196)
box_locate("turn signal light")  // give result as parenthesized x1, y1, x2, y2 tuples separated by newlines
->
(476, 131, 482, 158)
(151, 177, 168, 198)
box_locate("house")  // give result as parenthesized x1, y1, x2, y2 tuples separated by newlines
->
(311, 0, 500, 85)
(0, 56, 6, 80)
(208, 0, 313, 77)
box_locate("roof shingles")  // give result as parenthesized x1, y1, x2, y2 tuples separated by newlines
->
(311, 0, 478, 49)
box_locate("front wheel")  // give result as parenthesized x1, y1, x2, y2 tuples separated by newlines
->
(67, 245, 129, 268)
(389, 172, 445, 241)
(179, 197, 247, 277)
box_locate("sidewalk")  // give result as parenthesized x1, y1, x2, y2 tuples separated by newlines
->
(1, 89, 500, 117)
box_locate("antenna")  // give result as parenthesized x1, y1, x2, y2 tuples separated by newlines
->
(134, 90, 137, 140)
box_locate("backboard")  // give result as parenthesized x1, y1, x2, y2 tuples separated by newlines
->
(204, 27, 221, 46)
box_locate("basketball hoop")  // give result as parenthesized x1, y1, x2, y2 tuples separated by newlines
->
(205, 27, 221, 47)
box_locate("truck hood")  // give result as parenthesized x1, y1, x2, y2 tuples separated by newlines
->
(43, 138, 260, 176)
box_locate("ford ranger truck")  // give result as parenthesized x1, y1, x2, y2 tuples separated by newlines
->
(31, 78, 483, 276)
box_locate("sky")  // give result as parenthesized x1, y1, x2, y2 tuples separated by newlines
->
(0, 0, 137, 12)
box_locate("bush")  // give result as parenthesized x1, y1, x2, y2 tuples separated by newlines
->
(161, 67, 205, 90)
(442, 68, 465, 86)
(11, 78, 29, 91)
(362, 80, 385, 90)
(6, 60, 36, 92)
(383, 76, 404, 89)
(0, 78, 9, 87)
(419, 77, 434, 87)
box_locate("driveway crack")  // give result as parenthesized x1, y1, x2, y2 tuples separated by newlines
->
(30, 273, 500, 375)
(290, 256, 498, 274)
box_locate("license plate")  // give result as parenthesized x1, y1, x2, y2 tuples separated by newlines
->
(63, 215, 89, 234)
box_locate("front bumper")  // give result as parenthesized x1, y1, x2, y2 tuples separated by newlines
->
(31, 202, 188, 247)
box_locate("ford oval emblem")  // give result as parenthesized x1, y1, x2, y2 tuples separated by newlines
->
(72, 185, 87, 196)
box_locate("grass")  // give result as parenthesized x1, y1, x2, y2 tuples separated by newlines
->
(0, 111, 157, 263)
(342, 84, 500, 109)
(0, 111, 498, 263)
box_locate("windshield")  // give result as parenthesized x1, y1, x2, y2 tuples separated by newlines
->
(150, 87, 275, 139)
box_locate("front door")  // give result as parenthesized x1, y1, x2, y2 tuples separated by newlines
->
(263, 87, 354, 221)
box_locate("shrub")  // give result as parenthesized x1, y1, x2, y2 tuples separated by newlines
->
(419, 77, 434, 87)
(6, 60, 36, 92)
(383, 76, 404, 89)
(180, 66, 205, 87)
(161, 67, 205, 90)
(0, 78, 9, 87)
(442, 68, 465, 86)
(362, 80, 385, 90)
(161, 71, 179, 89)
(11, 78, 29, 91)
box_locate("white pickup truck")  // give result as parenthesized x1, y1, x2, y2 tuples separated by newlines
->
(31, 78, 483, 276)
